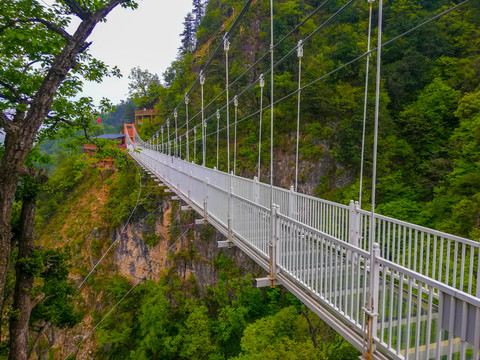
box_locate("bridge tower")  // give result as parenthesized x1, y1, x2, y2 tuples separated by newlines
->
(123, 124, 135, 144)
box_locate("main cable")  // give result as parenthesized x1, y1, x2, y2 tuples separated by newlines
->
(154, 0, 471, 161)
(156, 0, 255, 142)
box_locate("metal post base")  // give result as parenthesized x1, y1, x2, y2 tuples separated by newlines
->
(218, 240, 236, 249)
(256, 277, 279, 288)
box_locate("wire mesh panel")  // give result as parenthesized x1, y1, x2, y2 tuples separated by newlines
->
(232, 194, 270, 258)
(179, 167, 190, 198)
(277, 213, 369, 330)
(231, 175, 255, 202)
(190, 176, 205, 210)
(189, 161, 205, 180)
(293, 194, 350, 242)
(209, 168, 229, 191)
(207, 184, 229, 227)
(258, 182, 272, 209)
(376, 258, 480, 360)
(272, 187, 290, 215)
(358, 209, 480, 296)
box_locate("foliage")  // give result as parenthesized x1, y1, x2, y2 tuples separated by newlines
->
(102, 163, 140, 228)
(235, 306, 323, 360)
(93, 264, 356, 360)
(35, 152, 90, 227)
(29, 248, 82, 328)
(128, 67, 162, 109)
(25, 0, 480, 358)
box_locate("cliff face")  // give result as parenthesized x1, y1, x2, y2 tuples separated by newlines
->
(113, 200, 263, 289)
(35, 168, 264, 359)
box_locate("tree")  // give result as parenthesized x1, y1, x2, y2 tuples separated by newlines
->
(179, 12, 196, 54)
(128, 67, 162, 108)
(192, 0, 205, 31)
(0, 0, 138, 356)
(236, 306, 323, 360)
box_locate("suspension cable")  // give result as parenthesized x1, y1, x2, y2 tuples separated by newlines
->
(273, 0, 356, 71)
(269, 0, 274, 191)
(227, 0, 332, 90)
(172, 0, 358, 141)
(182, 0, 332, 131)
(156, 0, 471, 173)
(208, 0, 470, 145)
(358, 0, 374, 208)
(258, 74, 265, 180)
(295, 40, 303, 192)
(160, 0, 467, 145)
(165, 0, 338, 139)
(77, 161, 143, 289)
(233, 96, 238, 175)
(153, 0, 254, 142)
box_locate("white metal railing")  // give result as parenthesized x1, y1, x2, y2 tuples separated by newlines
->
(277, 212, 370, 329)
(355, 208, 480, 296)
(130, 139, 480, 296)
(127, 133, 480, 359)
(376, 256, 480, 360)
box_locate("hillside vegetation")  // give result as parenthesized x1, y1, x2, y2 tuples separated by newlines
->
(135, 0, 480, 240)
(29, 156, 358, 359)
(3, 0, 479, 358)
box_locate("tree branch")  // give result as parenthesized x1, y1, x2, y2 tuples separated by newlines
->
(300, 305, 319, 348)
(45, 115, 91, 140)
(92, 0, 134, 21)
(2, 18, 71, 40)
(30, 18, 72, 40)
(62, 0, 91, 20)
(0, 80, 24, 102)
(0, 111, 19, 135)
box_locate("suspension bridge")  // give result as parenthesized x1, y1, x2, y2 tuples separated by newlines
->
(122, 0, 479, 359)
(127, 126, 480, 360)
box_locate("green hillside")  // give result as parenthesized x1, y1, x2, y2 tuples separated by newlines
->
(136, 0, 480, 239)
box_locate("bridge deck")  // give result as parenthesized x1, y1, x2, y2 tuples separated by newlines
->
(129, 142, 480, 360)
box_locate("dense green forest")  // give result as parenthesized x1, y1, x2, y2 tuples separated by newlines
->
(135, 0, 480, 240)
(19, 155, 357, 359)
(1, 0, 480, 358)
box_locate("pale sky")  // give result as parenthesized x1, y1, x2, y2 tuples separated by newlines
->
(80, 0, 192, 105)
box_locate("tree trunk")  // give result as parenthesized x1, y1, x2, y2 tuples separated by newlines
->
(8, 197, 36, 360)
(0, 0, 129, 316)
(0, 1, 133, 353)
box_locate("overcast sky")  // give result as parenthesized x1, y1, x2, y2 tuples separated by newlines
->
(80, 0, 192, 105)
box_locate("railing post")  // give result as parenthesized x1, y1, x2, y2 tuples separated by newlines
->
(227, 186, 234, 246)
(253, 176, 260, 204)
(188, 171, 192, 201)
(349, 200, 360, 248)
(204, 177, 209, 219)
(269, 204, 279, 279)
(275, 204, 281, 273)
(364, 242, 380, 358)
(268, 204, 280, 287)
(288, 185, 295, 218)
(256, 204, 280, 289)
